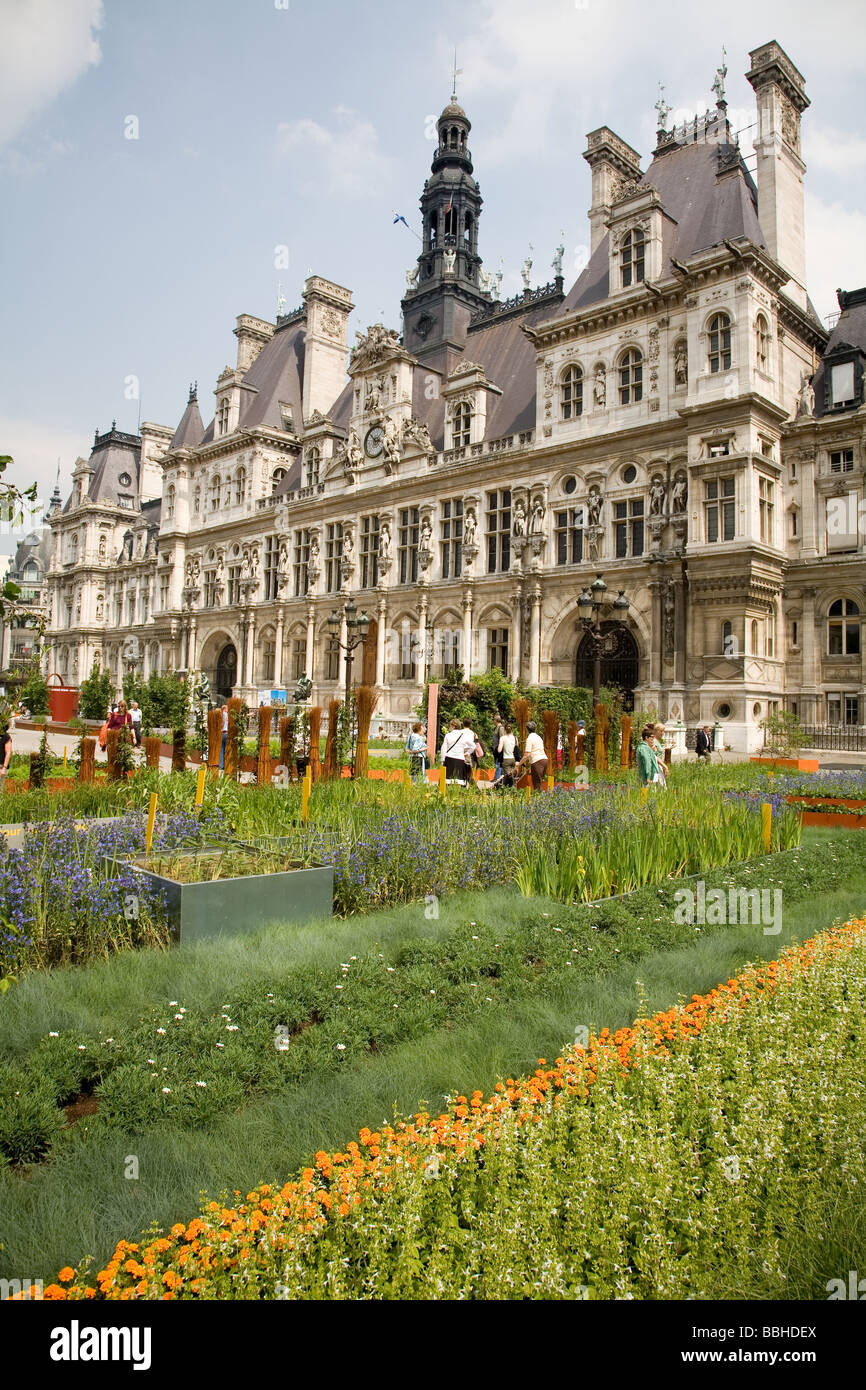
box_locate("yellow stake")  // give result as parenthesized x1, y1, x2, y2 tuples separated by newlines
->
(63, 746, 67, 773)
(194, 766, 206, 816)
(301, 768, 311, 822)
(439, 765, 446, 798)
(145, 791, 158, 855)
(525, 783, 531, 801)
(761, 802, 772, 852)
(641, 785, 649, 804)
(546, 775, 554, 793)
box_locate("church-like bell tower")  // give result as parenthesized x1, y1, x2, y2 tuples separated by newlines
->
(401, 96, 490, 373)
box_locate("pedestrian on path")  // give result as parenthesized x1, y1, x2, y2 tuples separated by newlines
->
(636, 725, 660, 787)
(517, 720, 549, 789)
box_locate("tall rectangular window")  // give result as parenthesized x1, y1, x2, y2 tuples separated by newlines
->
(325, 522, 343, 593)
(227, 564, 242, 605)
(360, 514, 380, 588)
(486, 489, 511, 573)
(203, 572, 217, 608)
(437, 628, 461, 673)
(555, 508, 583, 565)
(614, 498, 644, 557)
(293, 529, 310, 597)
(264, 534, 281, 600)
(262, 640, 275, 684)
(325, 636, 340, 682)
(758, 475, 775, 545)
(292, 638, 306, 679)
(830, 449, 855, 473)
(705, 477, 735, 542)
(487, 628, 509, 673)
(440, 498, 463, 579)
(398, 507, 419, 584)
(159, 574, 170, 610)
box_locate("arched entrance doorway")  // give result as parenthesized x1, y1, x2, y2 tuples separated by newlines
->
(576, 624, 639, 710)
(215, 643, 238, 699)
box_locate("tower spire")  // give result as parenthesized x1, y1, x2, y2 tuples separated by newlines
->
(451, 47, 463, 102)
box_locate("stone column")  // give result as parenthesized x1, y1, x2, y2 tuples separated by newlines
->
(244, 611, 256, 688)
(510, 585, 522, 683)
(674, 577, 687, 685)
(181, 620, 189, 670)
(417, 591, 429, 689)
(462, 588, 473, 678)
(800, 589, 818, 711)
(376, 597, 387, 686)
(305, 605, 315, 681)
(529, 586, 541, 684)
(274, 606, 284, 687)
(188, 618, 198, 671)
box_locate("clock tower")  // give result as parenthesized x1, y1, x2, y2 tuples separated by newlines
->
(401, 96, 491, 375)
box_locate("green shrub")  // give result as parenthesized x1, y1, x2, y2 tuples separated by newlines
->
(18, 668, 49, 718)
(79, 661, 114, 721)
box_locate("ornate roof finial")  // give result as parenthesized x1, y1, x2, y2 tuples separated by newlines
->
(655, 82, 671, 131)
(451, 46, 463, 102)
(276, 281, 286, 318)
(188, 381, 197, 403)
(712, 46, 727, 108)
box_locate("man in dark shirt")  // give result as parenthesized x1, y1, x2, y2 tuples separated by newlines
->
(696, 725, 712, 761)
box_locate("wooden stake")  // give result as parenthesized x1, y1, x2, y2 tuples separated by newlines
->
(546, 775, 554, 792)
(438, 765, 446, 798)
(145, 791, 158, 855)
(194, 766, 206, 816)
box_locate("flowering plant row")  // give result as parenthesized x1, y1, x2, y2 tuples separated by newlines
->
(36, 911, 866, 1301)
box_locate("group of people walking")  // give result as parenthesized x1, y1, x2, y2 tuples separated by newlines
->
(403, 711, 553, 790)
(98, 700, 142, 749)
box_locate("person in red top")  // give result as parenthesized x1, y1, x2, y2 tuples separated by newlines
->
(107, 700, 133, 731)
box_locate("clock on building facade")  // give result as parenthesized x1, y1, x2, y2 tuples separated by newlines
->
(364, 424, 384, 458)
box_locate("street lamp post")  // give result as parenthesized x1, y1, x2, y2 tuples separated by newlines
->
(326, 598, 371, 707)
(577, 574, 631, 705)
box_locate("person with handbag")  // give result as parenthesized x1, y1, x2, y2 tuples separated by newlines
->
(459, 718, 480, 783)
(440, 719, 466, 784)
(497, 722, 519, 787)
(636, 725, 660, 787)
(516, 720, 548, 789)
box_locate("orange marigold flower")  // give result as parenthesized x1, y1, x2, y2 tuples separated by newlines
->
(57, 1267, 75, 1283)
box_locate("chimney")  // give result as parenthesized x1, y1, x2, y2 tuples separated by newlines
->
(583, 128, 643, 256)
(301, 276, 354, 421)
(747, 41, 810, 310)
(234, 314, 274, 373)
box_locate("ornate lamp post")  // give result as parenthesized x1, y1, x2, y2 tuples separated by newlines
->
(577, 573, 631, 705)
(327, 598, 371, 706)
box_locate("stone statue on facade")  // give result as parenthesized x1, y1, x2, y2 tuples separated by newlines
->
(513, 499, 527, 539)
(306, 533, 321, 589)
(340, 529, 355, 586)
(552, 233, 565, 278)
(650, 476, 666, 515)
(378, 521, 393, 574)
(405, 265, 419, 289)
(382, 414, 401, 472)
(463, 507, 477, 547)
(594, 365, 606, 407)
(795, 374, 815, 419)
(671, 475, 688, 513)
(402, 417, 434, 456)
(443, 246, 457, 275)
(417, 516, 434, 571)
(529, 496, 545, 536)
(292, 674, 313, 704)
(674, 342, 688, 386)
(587, 486, 603, 527)
(521, 246, 533, 289)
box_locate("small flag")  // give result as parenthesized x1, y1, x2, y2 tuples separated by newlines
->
(393, 212, 409, 228)
(445, 194, 453, 215)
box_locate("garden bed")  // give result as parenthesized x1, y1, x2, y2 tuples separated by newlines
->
(104, 848, 333, 943)
(750, 756, 820, 772)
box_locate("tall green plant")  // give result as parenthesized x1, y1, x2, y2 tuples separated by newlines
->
(79, 661, 114, 721)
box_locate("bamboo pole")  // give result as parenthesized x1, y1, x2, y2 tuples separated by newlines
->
(207, 708, 223, 775)
(308, 705, 322, 782)
(79, 736, 96, 783)
(354, 684, 374, 779)
(324, 700, 340, 779)
(171, 729, 186, 772)
(620, 714, 632, 769)
(257, 705, 273, 785)
(279, 715, 294, 778)
(225, 696, 243, 781)
(144, 736, 162, 770)
(542, 709, 559, 771)
(106, 728, 120, 781)
(566, 720, 577, 769)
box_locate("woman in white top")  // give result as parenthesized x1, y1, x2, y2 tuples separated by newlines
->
(496, 723, 519, 786)
(517, 720, 549, 789)
(440, 719, 468, 784)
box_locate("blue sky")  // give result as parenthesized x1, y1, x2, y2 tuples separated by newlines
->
(1, 0, 864, 552)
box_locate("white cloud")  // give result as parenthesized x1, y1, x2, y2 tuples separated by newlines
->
(0, 0, 103, 151)
(805, 192, 866, 324)
(804, 125, 866, 178)
(276, 108, 393, 197)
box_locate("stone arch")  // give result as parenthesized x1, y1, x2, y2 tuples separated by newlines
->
(199, 628, 238, 699)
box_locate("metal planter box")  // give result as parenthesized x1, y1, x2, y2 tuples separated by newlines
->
(106, 851, 334, 943)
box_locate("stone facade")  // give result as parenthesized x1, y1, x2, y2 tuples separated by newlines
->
(45, 41, 866, 749)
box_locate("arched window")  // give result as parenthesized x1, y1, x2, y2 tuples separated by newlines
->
(755, 314, 769, 372)
(561, 365, 583, 420)
(234, 467, 246, 506)
(751, 618, 760, 655)
(217, 399, 230, 435)
(452, 401, 472, 448)
(271, 466, 287, 494)
(463, 213, 473, 247)
(708, 313, 732, 374)
(444, 206, 457, 239)
(828, 598, 861, 655)
(304, 448, 320, 488)
(210, 474, 221, 511)
(721, 620, 736, 656)
(429, 216, 438, 249)
(619, 349, 643, 405)
(165, 484, 175, 520)
(620, 229, 645, 288)
(766, 608, 776, 659)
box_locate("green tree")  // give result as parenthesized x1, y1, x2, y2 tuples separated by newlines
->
(79, 660, 114, 721)
(18, 667, 49, 718)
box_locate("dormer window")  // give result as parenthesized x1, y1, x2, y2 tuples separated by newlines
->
(620, 229, 645, 288)
(217, 399, 230, 436)
(708, 313, 732, 373)
(234, 466, 246, 506)
(165, 485, 175, 520)
(755, 315, 769, 372)
(830, 362, 856, 407)
(452, 401, 472, 448)
(304, 448, 320, 488)
(210, 474, 221, 511)
(560, 365, 583, 419)
(272, 466, 287, 494)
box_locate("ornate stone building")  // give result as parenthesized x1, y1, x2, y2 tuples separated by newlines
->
(46, 40, 865, 749)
